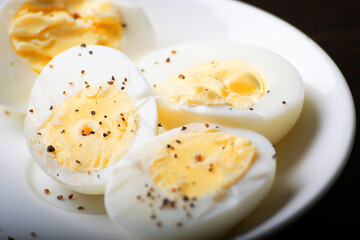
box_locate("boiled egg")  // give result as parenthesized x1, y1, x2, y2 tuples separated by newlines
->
(24, 44, 157, 195)
(138, 41, 304, 144)
(105, 123, 276, 240)
(0, 0, 156, 112)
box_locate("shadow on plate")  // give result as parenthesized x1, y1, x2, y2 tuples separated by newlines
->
(25, 158, 107, 215)
(225, 84, 321, 239)
(0, 105, 25, 134)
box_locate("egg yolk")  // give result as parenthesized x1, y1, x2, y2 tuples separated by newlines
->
(39, 84, 138, 172)
(150, 129, 256, 198)
(159, 60, 265, 109)
(9, 0, 124, 73)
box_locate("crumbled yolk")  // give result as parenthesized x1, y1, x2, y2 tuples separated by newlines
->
(9, 0, 124, 73)
(159, 60, 265, 109)
(40, 84, 138, 172)
(150, 129, 256, 198)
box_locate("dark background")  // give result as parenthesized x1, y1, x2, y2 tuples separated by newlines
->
(239, 0, 359, 239)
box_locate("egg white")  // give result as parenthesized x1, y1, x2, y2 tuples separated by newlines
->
(24, 44, 158, 195)
(105, 123, 276, 240)
(0, 0, 157, 112)
(138, 41, 304, 144)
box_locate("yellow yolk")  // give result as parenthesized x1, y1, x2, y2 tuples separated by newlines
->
(39, 84, 138, 172)
(9, 0, 124, 73)
(159, 60, 265, 109)
(150, 129, 256, 198)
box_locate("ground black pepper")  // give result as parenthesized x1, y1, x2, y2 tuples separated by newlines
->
(178, 74, 185, 79)
(73, 12, 80, 19)
(194, 154, 202, 162)
(47, 145, 55, 152)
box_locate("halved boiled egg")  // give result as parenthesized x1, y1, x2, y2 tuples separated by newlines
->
(0, 0, 156, 112)
(138, 41, 304, 144)
(105, 123, 276, 240)
(24, 44, 157, 194)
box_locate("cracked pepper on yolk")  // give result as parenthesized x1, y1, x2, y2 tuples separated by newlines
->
(39, 84, 138, 172)
(159, 60, 266, 109)
(150, 129, 256, 197)
(9, 0, 124, 73)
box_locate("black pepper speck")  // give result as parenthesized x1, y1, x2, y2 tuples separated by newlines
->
(47, 145, 55, 152)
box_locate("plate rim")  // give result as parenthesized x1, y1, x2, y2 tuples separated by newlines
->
(220, 0, 356, 239)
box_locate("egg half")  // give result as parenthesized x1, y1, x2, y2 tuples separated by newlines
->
(0, 0, 156, 112)
(24, 44, 157, 194)
(105, 123, 276, 240)
(138, 41, 304, 144)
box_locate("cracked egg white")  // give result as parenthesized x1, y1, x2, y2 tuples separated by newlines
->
(24, 44, 157, 195)
(138, 41, 304, 144)
(0, 0, 156, 112)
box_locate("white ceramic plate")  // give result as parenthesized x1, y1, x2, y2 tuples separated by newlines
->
(0, 0, 355, 239)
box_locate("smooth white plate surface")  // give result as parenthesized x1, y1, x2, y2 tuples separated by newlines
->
(0, 0, 355, 239)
